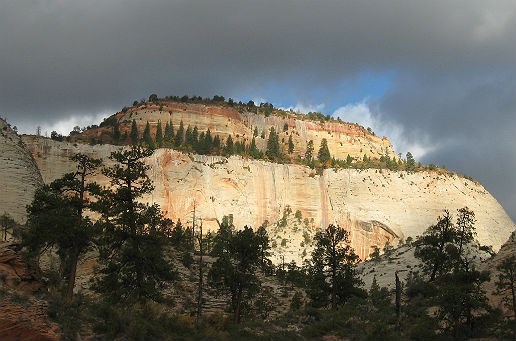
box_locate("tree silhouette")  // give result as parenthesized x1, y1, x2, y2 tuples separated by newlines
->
(92, 146, 174, 304)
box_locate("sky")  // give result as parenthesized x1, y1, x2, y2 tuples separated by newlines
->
(1, 1, 515, 220)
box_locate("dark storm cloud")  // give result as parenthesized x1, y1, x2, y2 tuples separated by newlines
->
(1, 1, 515, 218)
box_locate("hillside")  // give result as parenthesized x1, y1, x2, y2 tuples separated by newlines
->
(22, 135, 515, 262)
(70, 99, 396, 163)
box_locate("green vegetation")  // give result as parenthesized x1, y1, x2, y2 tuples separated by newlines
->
(13, 151, 509, 340)
(23, 153, 102, 302)
(91, 146, 175, 304)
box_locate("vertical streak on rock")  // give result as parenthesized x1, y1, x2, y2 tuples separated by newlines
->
(319, 172, 329, 229)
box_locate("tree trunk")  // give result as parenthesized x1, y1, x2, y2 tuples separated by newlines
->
(235, 286, 242, 323)
(197, 222, 203, 322)
(65, 247, 79, 303)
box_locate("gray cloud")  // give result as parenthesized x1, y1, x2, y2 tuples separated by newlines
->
(1, 0, 515, 219)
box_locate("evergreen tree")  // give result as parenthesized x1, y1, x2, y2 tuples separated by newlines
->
(317, 138, 331, 164)
(24, 153, 102, 302)
(113, 122, 121, 143)
(495, 256, 516, 319)
(266, 127, 281, 160)
(0, 213, 17, 241)
(174, 120, 184, 148)
(253, 126, 259, 137)
(213, 135, 221, 151)
(406, 152, 416, 171)
(204, 128, 213, 154)
(249, 136, 261, 158)
(208, 218, 265, 323)
(196, 132, 205, 154)
(346, 154, 353, 166)
(164, 120, 174, 146)
(288, 134, 294, 154)
(192, 126, 199, 150)
(305, 140, 314, 164)
(92, 146, 175, 304)
(456, 207, 476, 264)
(143, 121, 154, 148)
(414, 210, 457, 281)
(155, 120, 163, 147)
(308, 224, 362, 310)
(130, 119, 139, 145)
(184, 125, 193, 149)
(436, 269, 493, 338)
(224, 135, 234, 155)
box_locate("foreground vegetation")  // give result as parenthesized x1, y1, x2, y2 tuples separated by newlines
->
(3, 146, 513, 340)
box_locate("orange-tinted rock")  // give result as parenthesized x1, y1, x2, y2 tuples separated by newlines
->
(0, 242, 61, 341)
(0, 300, 61, 341)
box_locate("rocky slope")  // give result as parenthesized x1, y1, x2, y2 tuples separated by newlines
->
(22, 136, 515, 262)
(0, 242, 61, 341)
(73, 100, 396, 161)
(0, 119, 43, 224)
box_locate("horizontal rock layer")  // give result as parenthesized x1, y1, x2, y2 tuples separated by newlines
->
(23, 136, 515, 261)
(74, 101, 396, 161)
(0, 119, 43, 224)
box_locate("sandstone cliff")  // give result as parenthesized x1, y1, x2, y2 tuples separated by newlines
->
(73, 101, 396, 161)
(22, 136, 515, 263)
(0, 119, 43, 224)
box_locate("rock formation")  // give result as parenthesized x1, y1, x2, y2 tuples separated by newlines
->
(73, 101, 396, 161)
(0, 242, 61, 341)
(0, 119, 43, 224)
(22, 136, 516, 262)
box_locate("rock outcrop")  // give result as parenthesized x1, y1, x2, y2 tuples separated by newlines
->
(481, 231, 516, 314)
(22, 136, 516, 262)
(0, 242, 61, 341)
(73, 101, 396, 161)
(0, 119, 43, 224)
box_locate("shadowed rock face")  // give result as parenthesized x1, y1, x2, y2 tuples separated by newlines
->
(0, 242, 61, 341)
(0, 119, 43, 224)
(22, 137, 515, 262)
(481, 231, 516, 314)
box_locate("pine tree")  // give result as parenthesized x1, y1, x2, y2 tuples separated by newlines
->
(192, 126, 199, 150)
(204, 128, 213, 154)
(213, 135, 221, 151)
(174, 120, 184, 148)
(0, 213, 17, 241)
(266, 127, 281, 160)
(130, 119, 139, 145)
(208, 218, 266, 323)
(495, 256, 516, 319)
(143, 121, 154, 148)
(113, 122, 121, 143)
(249, 136, 260, 158)
(224, 135, 234, 155)
(288, 134, 294, 154)
(155, 120, 163, 147)
(184, 125, 193, 149)
(164, 120, 173, 146)
(92, 146, 175, 304)
(318, 138, 331, 164)
(24, 153, 102, 302)
(309, 224, 362, 310)
(305, 140, 314, 164)
(406, 152, 416, 171)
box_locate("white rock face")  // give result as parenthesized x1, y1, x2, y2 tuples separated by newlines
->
(0, 120, 42, 224)
(22, 136, 515, 262)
